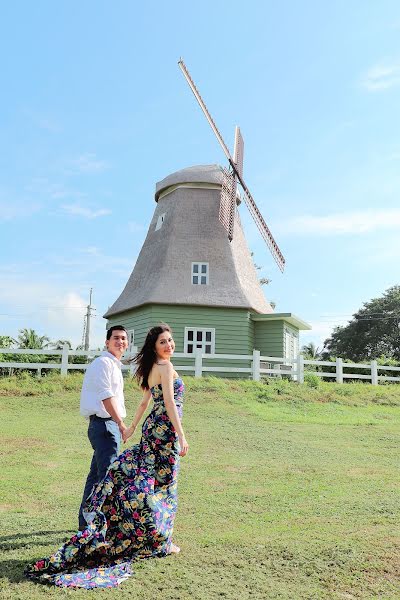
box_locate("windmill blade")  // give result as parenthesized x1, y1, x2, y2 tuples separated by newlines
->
(179, 58, 285, 272)
(178, 58, 233, 163)
(233, 126, 244, 179)
(241, 184, 285, 272)
(219, 168, 237, 241)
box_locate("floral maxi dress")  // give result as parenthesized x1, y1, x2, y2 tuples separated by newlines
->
(25, 378, 185, 588)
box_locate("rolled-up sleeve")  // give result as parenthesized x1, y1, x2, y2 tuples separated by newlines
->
(92, 358, 114, 402)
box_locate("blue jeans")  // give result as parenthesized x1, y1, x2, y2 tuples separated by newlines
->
(78, 417, 120, 529)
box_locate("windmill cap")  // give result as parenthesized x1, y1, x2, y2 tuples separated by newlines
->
(155, 164, 223, 202)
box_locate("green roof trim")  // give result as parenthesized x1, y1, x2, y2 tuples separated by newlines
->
(251, 312, 312, 330)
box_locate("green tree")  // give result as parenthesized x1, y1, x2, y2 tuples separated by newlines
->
(0, 335, 16, 348)
(324, 285, 400, 361)
(301, 342, 322, 360)
(52, 339, 72, 350)
(0, 335, 17, 375)
(17, 328, 51, 349)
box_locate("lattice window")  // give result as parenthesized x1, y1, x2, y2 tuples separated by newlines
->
(184, 327, 215, 354)
(192, 262, 209, 285)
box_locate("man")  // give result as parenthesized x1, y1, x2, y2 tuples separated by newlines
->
(78, 325, 129, 530)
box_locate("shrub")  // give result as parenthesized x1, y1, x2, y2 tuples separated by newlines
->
(304, 372, 320, 389)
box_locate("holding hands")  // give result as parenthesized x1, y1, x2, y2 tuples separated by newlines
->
(122, 424, 136, 444)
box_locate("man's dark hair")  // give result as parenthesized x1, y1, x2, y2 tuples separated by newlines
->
(106, 325, 128, 340)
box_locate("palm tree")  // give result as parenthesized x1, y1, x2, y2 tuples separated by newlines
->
(17, 328, 51, 349)
(301, 342, 322, 360)
(52, 339, 72, 350)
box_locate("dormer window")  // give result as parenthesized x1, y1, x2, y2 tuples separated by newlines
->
(155, 213, 166, 231)
(192, 262, 209, 285)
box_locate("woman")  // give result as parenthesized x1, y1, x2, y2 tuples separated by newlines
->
(25, 323, 188, 588)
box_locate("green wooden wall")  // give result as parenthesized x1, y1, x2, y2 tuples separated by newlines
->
(253, 320, 285, 357)
(107, 304, 254, 354)
(107, 305, 301, 378)
(107, 304, 256, 378)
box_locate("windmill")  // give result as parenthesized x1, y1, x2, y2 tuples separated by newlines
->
(103, 62, 311, 365)
(178, 58, 285, 273)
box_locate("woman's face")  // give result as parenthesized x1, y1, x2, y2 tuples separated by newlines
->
(155, 330, 175, 361)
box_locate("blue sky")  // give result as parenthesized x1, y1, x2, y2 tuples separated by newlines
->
(1, 1, 400, 349)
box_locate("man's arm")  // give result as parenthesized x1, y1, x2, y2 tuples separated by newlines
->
(102, 396, 127, 436)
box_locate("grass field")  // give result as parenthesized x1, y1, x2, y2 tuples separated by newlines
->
(0, 373, 399, 599)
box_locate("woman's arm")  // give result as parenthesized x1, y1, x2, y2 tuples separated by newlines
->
(160, 362, 189, 457)
(122, 389, 152, 443)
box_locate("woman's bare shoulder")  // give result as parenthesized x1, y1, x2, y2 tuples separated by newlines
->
(157, 360, 174, 374)
(148, 361, 173, 387)
(158, 361, 177, 383)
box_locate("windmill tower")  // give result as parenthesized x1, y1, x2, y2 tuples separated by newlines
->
(104, 61, 310, 369)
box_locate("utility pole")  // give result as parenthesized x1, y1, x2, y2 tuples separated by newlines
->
(84, 288, 93, 351)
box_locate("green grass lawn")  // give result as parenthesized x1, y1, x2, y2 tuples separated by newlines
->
(0, 374, 399, 599)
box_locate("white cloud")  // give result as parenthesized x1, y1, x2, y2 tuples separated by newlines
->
(127, 221, 146, 233)
(61, 203, 111, 219)
(21, 108, 63, 133)
(0, 276, 106, 349)
(300, 318, 349, 349)
(385, 152, 400, 161)
(278, 209, 400, 235)
(25, 179, 89, 205)
(82, 246, 101, 256)
(71, 153, 110, 173)
(354, 233, 400, 264)
(0, 201, 41, 221)
(52, 247, 133, 278)
(361, 62, 400, 91)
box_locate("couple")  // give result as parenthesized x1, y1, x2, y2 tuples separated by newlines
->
(25, 323, 189, 588)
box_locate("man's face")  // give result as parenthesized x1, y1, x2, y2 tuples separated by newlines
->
(105, 330, 128, 359)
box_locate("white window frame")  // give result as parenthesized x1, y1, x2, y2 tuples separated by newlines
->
(284, 328, 298, 361)
(191, 262, 209, 285)
(155, 213, 166, 231)
(184, 327, 215, 355)
(127, 329, 135, 353)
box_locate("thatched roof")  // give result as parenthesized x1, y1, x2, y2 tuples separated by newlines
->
(104, 165, 273, 318)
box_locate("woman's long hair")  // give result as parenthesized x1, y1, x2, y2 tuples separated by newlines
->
(134, 323, 172, 389)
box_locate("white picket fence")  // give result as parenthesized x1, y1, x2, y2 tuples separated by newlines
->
(0, 346, 400, 385)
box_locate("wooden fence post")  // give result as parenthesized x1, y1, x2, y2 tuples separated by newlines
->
(371, 360, 378, 385)
(194, 349, 202, 378)
(336, 357, 343, 383)
(252, 350, 260, 381)
(296, 354, 304, 384)
(61, 344, 69, 377)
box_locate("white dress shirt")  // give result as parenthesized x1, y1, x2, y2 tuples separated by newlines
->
(80, 351, 126, 419)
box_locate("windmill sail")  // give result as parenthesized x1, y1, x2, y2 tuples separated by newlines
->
(241, 185, 285, 272)
(178, 58, 286, 272)
(233, 126, 244, 178)
(219, 167, 236, 241)
(178, 59, 231, 162)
